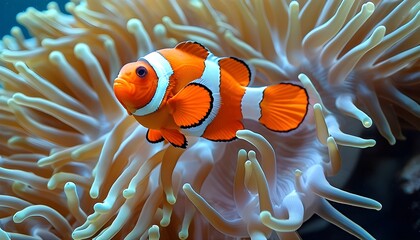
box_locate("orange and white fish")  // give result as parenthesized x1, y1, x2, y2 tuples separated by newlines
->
(114, 41, 308, 148)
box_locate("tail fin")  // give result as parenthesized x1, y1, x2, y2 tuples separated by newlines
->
(259, 83, 308, 132)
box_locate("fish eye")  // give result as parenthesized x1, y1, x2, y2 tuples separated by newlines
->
(136, 66, 148, 78)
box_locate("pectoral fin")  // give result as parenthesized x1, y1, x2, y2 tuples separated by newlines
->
(160, 129, 188, 148)
(146, 129, 164, 143)
(167, 83, 213, 129)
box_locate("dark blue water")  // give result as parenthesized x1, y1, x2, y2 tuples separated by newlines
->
(0, 0, 69, 38)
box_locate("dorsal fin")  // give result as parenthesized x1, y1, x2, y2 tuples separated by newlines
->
(219, 57, 251, 86)
(175, 41, 209, 59)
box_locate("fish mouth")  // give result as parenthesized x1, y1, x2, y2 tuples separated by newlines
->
(114, 78, 129, 87)
(114, 78, 135, 94)
(113, 78, 133, 102)
(113, 78, 139, 113)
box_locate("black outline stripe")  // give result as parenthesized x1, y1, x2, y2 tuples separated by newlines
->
(179, 82, 214, 129)
(170, 134, 188, 149)
(259, 82, 309, 132)
(208, 136, 238, 142)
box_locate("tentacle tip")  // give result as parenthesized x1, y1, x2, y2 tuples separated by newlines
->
(359, 139, 376, 148)
(74, 43, 89, 58)
(48, 50, 63, 63)
(223, 29, 233, 38)
(47, 180, 56, 190)
(178, 231, 188, 240)
(244, 160, 252, 167)
(12, 211, 24, 223)
(238, 148, 247, 156)
(12, 92, 25, 101)
(298, 73, 307, 80)
(64, 182, 76, 191)
(72, 232, 82, 240)
(161, 16, 172, 23)
(6, 136, 19, 145)
(10, 26, 21, 34)
(89, 188, 99, 199)
(64, 2, 75, 12)
(182, 183, 192, 191)
(70, 151, 81, 160)
(362, 118, 372, 128)
(236, 129, 251, 138)
(13, 61, 27, 71)
(87, 213, 98, 221)
(160, 217, 170, 227)
(375, 25, 386, 35)
(368, 139, 376, 146)
(247, 150, 256, 159)
(313, 103, 322, 110)
(166, 194, 177, 205)
(127, 18, 141, 32)
(387, 137, 396, 146)
(363, 2, 375, 11)
(94, 203, 111, 213)
(6, 98, 15, 107)
(374, 202, 382, 211)
(36, 158, 50, 167)
(289, 1, 299, 9)
(123, 188, 135, 199)
(259, 210, 272, 222)
(148, 225, 160, 239)
(153, 23, 166, 35)
(364, 199, 382, 211)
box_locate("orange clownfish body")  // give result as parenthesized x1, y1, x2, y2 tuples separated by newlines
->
(114, 41, 308, 148)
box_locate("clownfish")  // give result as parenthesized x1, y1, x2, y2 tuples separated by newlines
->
(114, 41, 308, 148)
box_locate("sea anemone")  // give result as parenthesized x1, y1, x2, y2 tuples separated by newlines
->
(0, 0, 418, 239)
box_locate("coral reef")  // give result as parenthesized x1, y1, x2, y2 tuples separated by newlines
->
(0, 0, 418, 239)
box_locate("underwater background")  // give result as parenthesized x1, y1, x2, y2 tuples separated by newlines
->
(1, 1, 69, 37)
(0, 1, 419, 239)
